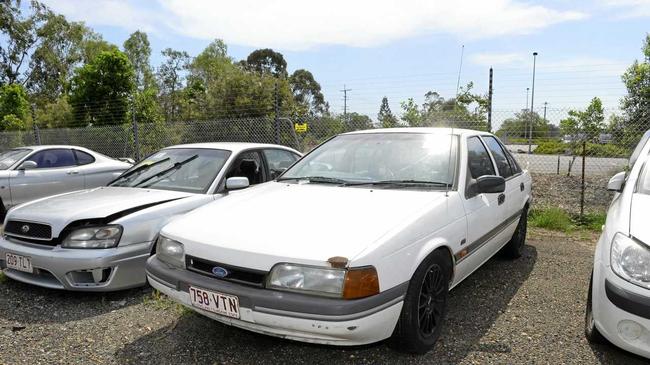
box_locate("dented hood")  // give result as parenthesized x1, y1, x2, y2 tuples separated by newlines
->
(7, 187, 193, 237)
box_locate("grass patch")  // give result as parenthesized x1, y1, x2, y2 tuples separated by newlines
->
(530, 208, 606, 233)
(0, 271, 6, 284)
(143, 289, 192, 315)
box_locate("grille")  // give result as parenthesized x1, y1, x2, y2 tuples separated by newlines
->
(186, 256, 267, 287)
(5, 221, 52, 240)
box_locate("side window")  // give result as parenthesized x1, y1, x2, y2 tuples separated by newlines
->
(467, 137, 495, 179)
(263, 149, 299, 179)
(26, 149, 76, 169)
(225, 151, 265, 185)
(482, 136, 514, 178)
(73, 150, 96, 165)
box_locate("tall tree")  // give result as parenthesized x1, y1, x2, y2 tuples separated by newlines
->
(560, 97, 605, 142)
(377, 96, 397, 128)
(245, 48, 288, 78)
(289, 69, 326, 116)
(123, 30, 154, 90)
(157, 48, 190, 121)
(0, 83, 30, 130)
(497, 110, 550, 140)
(69, 50, 135, 126)
(620, 34, 650, 144)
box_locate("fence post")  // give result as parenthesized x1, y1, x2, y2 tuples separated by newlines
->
(580, 140, 586, 218)
(274, 81, 280, 144)
(30, 104, 41, 145)
(132, 101, 140, 161)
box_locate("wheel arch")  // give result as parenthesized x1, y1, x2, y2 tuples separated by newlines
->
(412, 240, 456, 286)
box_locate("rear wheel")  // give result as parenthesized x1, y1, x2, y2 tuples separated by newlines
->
(389, 249, 451, 354)
(585, 272, 608, 344)
(501, 207, 528, 259)
(0, 198, 6, 222)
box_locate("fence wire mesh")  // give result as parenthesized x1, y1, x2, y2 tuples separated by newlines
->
(0, 107, 645, 216)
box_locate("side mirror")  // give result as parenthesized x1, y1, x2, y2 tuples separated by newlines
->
(476, 175, 506, 194)
(607, 171, 626, 192)
(225, 176, 249, 190)
(18, 160, 37, 170)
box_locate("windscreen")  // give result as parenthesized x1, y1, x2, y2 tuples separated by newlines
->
(0, 149, 31, 170)
(281, 133, 458, 188)
(110, 148, 231, 193)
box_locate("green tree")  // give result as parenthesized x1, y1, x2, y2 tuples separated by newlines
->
(123, 30, 154, 90)
(620, 34, 650, 145)
(245, 48, 288, 78)
(289, 69, 326, 116)
(400, 98, 424, 127)
(497, 110, 550, 140)
(560, 97, 605, 143)
(158, 48, 190, 121)
(0, 83, 30, 121)
(69, 50, 135, 126)
(34, 96, 73, 128)
(377, 96, 398, 128)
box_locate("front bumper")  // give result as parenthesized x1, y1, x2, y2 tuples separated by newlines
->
(146, 255, 406, 346)
(593, 256, 650, 358)
(0, 236, 151, 291)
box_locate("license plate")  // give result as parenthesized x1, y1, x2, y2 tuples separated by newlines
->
(5, 253, 32, 273)
(189, 286, 240, 319)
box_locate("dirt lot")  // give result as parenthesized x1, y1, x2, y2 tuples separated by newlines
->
(0, 229, 647, 364)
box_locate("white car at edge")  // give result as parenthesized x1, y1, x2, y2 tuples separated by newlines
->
(146, 128, 532, 353)
(585, 130, 650, 358)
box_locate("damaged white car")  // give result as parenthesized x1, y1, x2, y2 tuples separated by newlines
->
(146, 128, 532, 353)
(0, 143, 301, 291)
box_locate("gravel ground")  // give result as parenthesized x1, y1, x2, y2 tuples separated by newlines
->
(0, 229, 647, 364)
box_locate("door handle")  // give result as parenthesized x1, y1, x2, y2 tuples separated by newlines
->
(520, 182, 525, 192)
(498, 193, 506, 205)
(67, 170, 79, 175)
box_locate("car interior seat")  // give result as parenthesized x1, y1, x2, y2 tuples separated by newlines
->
(238, 159, 262, 185)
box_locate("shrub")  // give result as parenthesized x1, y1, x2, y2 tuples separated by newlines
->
(534, 141, 567, 155)
(530, 208, 574, 232)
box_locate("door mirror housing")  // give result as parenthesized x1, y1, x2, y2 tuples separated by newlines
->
(225, 176, 250, 190)
(607, 171, 626, 192)
(18, 160, 37, 170)
(476, 175, 506, 194)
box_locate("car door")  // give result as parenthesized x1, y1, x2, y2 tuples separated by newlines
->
(8, 148, 85, 206)
(481, 135, 524, 225)
(454, 136, 506, 282)
(262, 148, 301, 180)
(72, 149, 102, 188)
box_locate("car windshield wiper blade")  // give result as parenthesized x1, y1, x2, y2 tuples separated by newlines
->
(352, 180, 451, 187)
(277, 176, 351, 185)
(109, 157, 170, 185)
(134, 155, 199, 188)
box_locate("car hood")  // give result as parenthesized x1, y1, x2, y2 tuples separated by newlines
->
(8, 187, 194, 236)
(630, 193, 650, 245)
(162, 182, 447, 271)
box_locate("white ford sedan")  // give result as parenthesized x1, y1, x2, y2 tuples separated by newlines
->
(146, 128, 532, 353)
(585, 130, 650, 358)
(0, 143, 301, 291)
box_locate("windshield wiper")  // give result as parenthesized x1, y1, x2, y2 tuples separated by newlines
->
(349, 180, 451, 188)
(277, 176, 351, 185)
(109, 157, 171, 185)
(134, 155, 199, 188)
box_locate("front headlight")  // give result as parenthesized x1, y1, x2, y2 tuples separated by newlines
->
(267, 263, 379, 299)
(611, 232, 650, 289)
(61, 225, 123, 249)
(156, 236, 185, 268)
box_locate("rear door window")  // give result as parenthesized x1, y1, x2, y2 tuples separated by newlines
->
(73, 150, 96, 165)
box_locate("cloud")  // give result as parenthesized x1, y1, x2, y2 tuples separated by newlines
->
(470, 52, 526, 66)
(600, 0, 650, 18)
(42, 0, 586, 50)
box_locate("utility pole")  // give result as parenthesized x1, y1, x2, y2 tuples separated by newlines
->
(529, 51, 538, 154)
(340, 84, 351, 122)
(543, 101, 548, 122)
(525, 88, 529, 110)
(487, 67, 493, 132)
(274, 81, 280, 144)
(30, 104, 41, 145)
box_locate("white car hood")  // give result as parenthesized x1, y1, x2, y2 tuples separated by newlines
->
(8, 187, 194, 236)
(630, 193, 650, 245)
(163, 182, 446, 270)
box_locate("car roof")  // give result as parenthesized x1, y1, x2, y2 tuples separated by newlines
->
(164, 142, 300, 154)
(15, 145, 95, 151)
(343, 127, 494, 137)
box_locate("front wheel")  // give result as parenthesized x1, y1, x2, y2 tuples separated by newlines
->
(389, 249, 451, 354)
(585, 272, 608, 344)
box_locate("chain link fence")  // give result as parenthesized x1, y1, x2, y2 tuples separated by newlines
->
(0, 108, 645, 215)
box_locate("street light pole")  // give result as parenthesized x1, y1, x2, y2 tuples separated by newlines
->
(529, 51, 538, 154)
(526, 87, 529, 110)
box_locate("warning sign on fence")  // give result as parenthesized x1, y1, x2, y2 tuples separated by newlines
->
(294, 123, 308, 133)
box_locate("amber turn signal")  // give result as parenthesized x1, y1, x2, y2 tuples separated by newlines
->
(342, 266, 380, 299)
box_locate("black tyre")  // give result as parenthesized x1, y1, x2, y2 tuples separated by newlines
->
(389, 249, 451, 354)
(0, 198, 6, 222)
(585, 272, 608, 344)
(501, 207, 528, 259)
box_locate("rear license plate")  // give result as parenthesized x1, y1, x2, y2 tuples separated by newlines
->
(189, 286, 240, 319)
(5, 253, 32, 273)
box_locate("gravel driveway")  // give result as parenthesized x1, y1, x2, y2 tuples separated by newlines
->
(0, 229, 647, 364)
